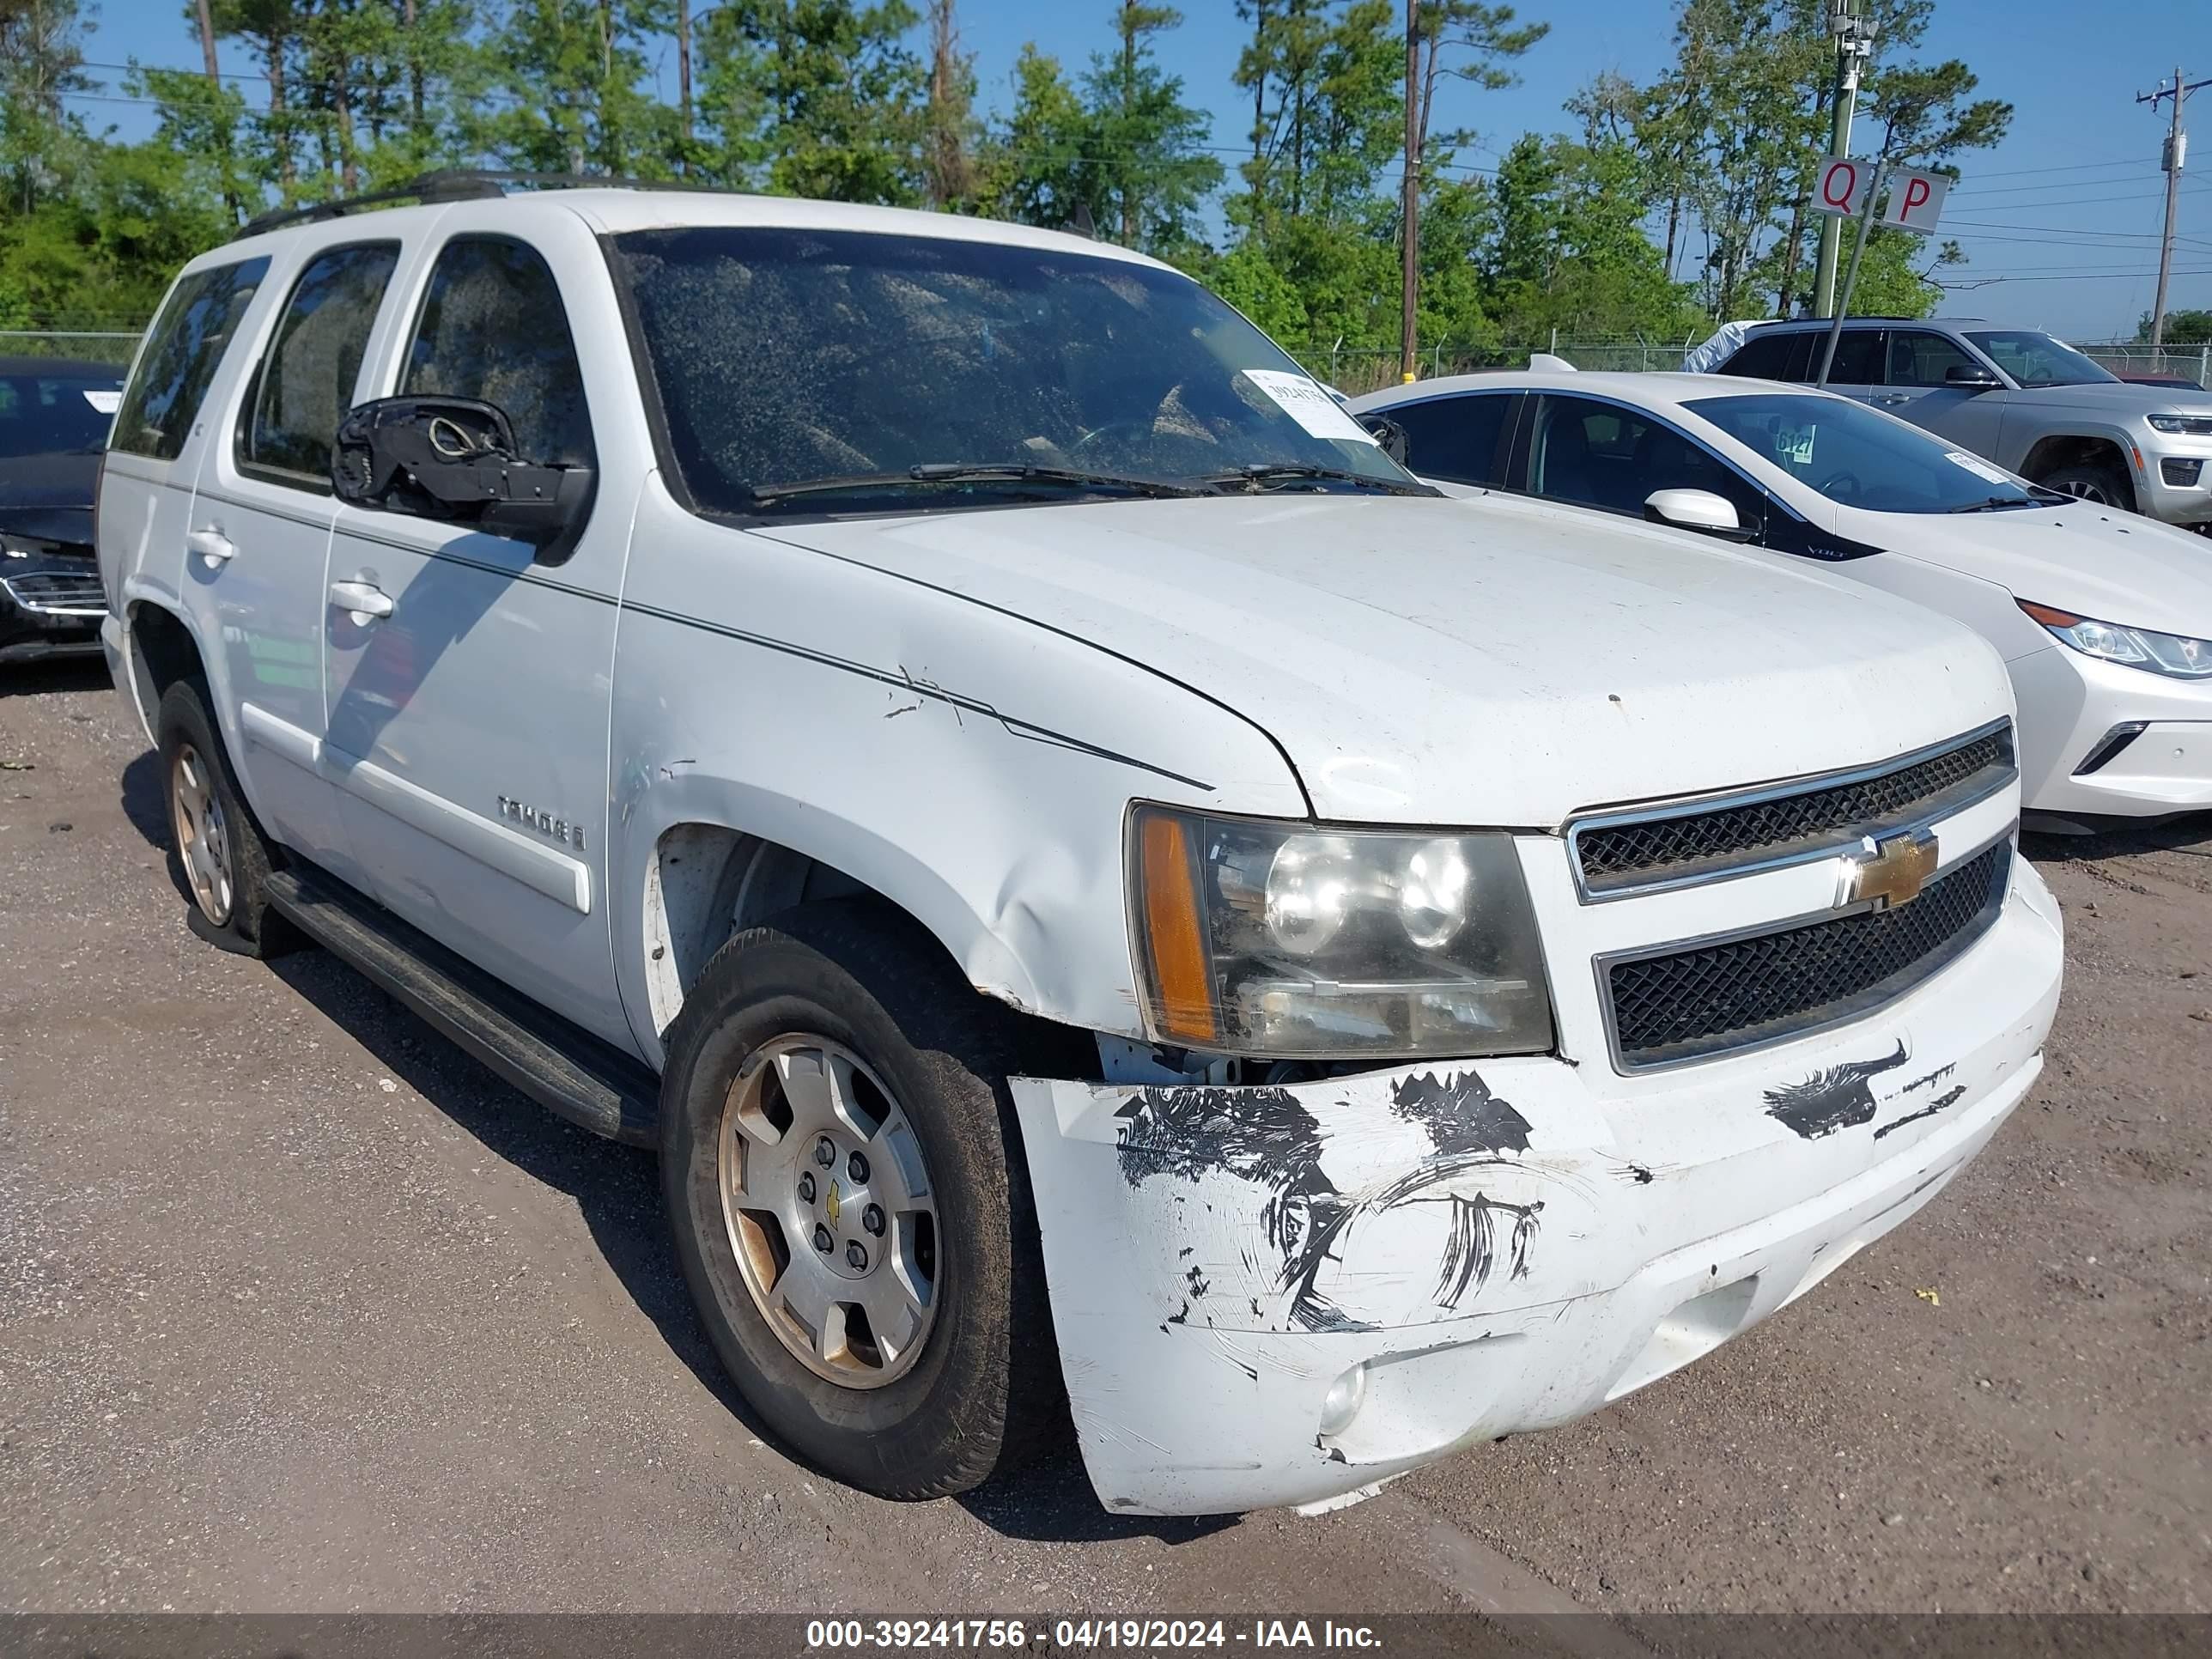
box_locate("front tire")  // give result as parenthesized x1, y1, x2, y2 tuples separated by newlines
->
(2041, 460, 2136, 514)
(658, 901, 1066, 1499)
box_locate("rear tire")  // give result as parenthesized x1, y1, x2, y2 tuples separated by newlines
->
(2040, 461, 2136, 514)
(156, 679, 295, 958)
(658, 899, 1069, 1499)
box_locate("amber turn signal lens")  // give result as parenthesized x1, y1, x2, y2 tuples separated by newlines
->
(2018, 601, 2081, 628)
(1137, 811, 1218, 1046)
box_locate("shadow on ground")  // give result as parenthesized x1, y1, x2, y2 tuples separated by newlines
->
(0, 657, 110, 698)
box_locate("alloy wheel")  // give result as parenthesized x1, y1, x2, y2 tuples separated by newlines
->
(169, 742, 234, 926)
(718, 1035, 941, 1389)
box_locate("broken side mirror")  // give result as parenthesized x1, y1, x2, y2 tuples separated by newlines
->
(331, 395, 595, 564)
(1359, 414, 1411, 466)
(1644, 487, 1757, 543)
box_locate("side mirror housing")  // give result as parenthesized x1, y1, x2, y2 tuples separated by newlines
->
(1644, 487, 1756, 543)
(331, 395, 594, 564)
(1945, 363, 2002, 390)
(1358, 413, 1411, 466)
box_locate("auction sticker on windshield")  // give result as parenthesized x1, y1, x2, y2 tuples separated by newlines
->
(1947, 450, 2015, 487)
(1242, 369, 1379, 444)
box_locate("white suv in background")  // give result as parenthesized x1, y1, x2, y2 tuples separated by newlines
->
(99, 174, 2061, 1517)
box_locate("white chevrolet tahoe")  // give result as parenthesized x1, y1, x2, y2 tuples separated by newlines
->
(97, 174, 2063, 1518)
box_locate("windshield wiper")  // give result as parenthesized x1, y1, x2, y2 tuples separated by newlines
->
(1949, 486, 2066, 513)
(747, 463, 1211, 505)
(1202, 462, 1436, 496)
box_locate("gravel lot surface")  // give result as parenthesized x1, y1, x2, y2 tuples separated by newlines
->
(2, 659, 2205, 1625)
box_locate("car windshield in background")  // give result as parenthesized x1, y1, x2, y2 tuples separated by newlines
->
(1688, 391, 2046, 514)
(605, 227, 1419, 514)
(0, 371, 123, 459)
(1962, 331, 2117, 389)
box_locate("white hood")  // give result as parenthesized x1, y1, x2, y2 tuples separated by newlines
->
(758, 495, 2010, 825)
(1852, 502, 2212, 639)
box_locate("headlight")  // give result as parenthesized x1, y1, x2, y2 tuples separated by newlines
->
(2146, 415, 2212, 437)
(2020, 600, 2212, 678)
(1128, 805, 1553, 1060)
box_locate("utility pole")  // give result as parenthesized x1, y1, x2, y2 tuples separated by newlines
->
(1400, 0, 1420, 383)
(1814, 1, 1877, 317)
(2139, 68, 2210, 347)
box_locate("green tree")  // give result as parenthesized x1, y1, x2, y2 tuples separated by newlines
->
(2140, 308, 2212, 345)
(1085, 2, 1220, 249)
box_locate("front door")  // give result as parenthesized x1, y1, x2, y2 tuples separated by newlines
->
(187, 240, 403, 888)
(1878, 329, 2007, 459)
(322, 228, 634, 1048)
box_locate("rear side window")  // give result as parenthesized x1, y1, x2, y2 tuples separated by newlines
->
(239, 242, 400, 489)
(402, 237, 592, 466)
(112, 257, 270, 461)
(1717, 331, 1806, 380)
(1814, 329, 1886, 386)
(1384, 393, 1516, 486)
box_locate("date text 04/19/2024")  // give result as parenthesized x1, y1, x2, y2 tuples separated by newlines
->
(803, 1621, 1382, 1650)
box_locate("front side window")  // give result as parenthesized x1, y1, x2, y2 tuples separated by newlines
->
(403, 238, 593, 466)
(1963, 330, 2117, 388)
(1385, 393, 1516, 486)
(605, 227, 1418, 516)
(1688, 391, 2047, 514)
(1523, 394, 1765, 529)
(0, 368, 125, 459)
(112, 257, 271, 462)
(1887, 331, 1980, 388)
(240, 242, 400, 489)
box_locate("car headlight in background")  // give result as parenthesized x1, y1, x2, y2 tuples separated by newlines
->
(2145, 415, 2212, 437)
(1129, 805, 1554, 1060)
(2019, 600, 2212, 679)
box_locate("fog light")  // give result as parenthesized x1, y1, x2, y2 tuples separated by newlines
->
(1318, 1362, 1369, 1436)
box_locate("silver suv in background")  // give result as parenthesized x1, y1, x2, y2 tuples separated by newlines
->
(1696, 317, 2212, 528)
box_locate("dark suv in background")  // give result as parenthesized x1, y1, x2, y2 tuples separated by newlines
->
(0, 356, 123, 665)
(1700, 318, 2212, 529)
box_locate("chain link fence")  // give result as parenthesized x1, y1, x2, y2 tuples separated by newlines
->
(2069, 343, 2212, 387)
(0, 330, 144, 364)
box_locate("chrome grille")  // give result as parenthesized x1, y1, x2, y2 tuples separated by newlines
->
(3, 572, 105, 615)
(1571, 723, 2014, 899)
(1603, 839, 2012, 1071)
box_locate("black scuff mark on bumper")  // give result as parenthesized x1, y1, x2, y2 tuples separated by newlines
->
(1899, 1062, 1959, 1096)
(1115, 1071, 1543, 1334)
(1873, 1084, 1969, 1141)
(1616, 1162, 1656, 1185)
(1764, 1042, 1911, 1139)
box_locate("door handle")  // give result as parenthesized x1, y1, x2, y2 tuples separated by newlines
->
(329, 579, 395, 622)
(1878, 393, 1912, 404)
(186, 527, 235, 567)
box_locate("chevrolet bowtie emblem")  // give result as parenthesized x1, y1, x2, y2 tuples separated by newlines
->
(826, 1180, 842, 1227)
(1840, 829, 1939, 910)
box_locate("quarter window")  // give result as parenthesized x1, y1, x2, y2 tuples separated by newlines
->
(1383, 393, 1516, 486)
(112, 258, 270, 462)
(402, 238, 593, 466)
(239, 242, 400, 489)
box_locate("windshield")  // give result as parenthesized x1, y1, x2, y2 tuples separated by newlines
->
(0, 370, 124, 459)
(606, 227, 1416, 514)
(1687, 391, 2048, 514)
(1962, 330, 2117, 388)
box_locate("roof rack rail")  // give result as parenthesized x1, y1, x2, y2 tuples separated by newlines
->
(234, 169, 742, 240)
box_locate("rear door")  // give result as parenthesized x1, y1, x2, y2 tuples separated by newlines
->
(322, 222, 635, 1047)
(183, 239, 403, 885)
(1809, 327, 1887, 402)
(100, 257, 270, 720)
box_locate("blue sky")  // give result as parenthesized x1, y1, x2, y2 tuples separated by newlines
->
(65, 0, 2212, 342)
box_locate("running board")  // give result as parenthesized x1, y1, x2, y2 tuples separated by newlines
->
(264, 866, 659, 1146)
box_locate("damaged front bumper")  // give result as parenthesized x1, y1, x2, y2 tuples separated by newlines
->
(1011, 861, 2063, 1517)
